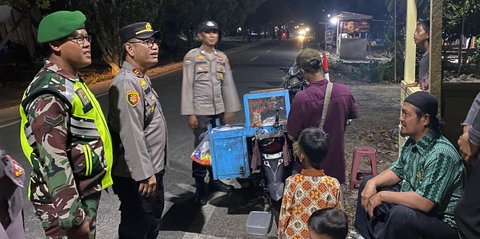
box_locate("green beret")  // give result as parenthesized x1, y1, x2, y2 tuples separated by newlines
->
(37, 10, 86, 43)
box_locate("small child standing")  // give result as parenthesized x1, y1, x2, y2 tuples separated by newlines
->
(308, 208, 348, 239)
(278, 127, 342, 239)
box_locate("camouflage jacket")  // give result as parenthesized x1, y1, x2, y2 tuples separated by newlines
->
(20, 60, 111, 229)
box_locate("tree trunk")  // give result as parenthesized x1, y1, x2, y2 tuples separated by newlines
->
(457, 15, 465, 74)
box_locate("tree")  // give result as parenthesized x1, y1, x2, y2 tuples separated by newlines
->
(444, 0, 480, 73)
(65, 0, 163, 74)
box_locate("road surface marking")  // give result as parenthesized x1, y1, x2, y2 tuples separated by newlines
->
(249, 56, 259, 62)
(0, 120, 20, 129)
(182, 232, 227, 239)
(266, 50, 271, 53)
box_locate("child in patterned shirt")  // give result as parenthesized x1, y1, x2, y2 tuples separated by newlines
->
(278, 127, 343, 239)
(308, 208, 348, 239)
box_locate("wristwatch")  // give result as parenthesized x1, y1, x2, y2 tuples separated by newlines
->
(73, 209, 86, 227)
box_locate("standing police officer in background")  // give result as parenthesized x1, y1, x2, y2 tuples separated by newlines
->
(19, 11, 113, 239)
(108, 22, 167, 239)
(181, 20, 241, 205)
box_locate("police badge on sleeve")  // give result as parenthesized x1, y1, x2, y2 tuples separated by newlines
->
(126, 90, 140, 107)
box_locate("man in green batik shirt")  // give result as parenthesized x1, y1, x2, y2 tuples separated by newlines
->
(354, 91, 465, 239)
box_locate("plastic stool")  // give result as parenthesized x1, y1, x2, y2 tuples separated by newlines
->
(349, 146, 378, 190)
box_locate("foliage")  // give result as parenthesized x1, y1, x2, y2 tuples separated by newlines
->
(358, 61, 390, 82)
(443, 0, 480, 43)
(1, 0, 265, 73)
(469, 38, 480, 65)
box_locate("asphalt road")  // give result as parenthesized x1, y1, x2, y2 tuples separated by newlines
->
(0, 39, 305, 239)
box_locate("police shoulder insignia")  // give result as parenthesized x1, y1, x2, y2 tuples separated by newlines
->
(140, 79, 147, 87)
(12, 159, 24, 177)
(126, 90, 140, 107)
(132, 69, 143, 77)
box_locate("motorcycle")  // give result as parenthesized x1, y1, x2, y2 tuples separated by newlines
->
(280, 65, 308, 103)
(249, 109, 290, 221)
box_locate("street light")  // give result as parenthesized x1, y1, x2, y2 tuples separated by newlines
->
(330, 17, 338, 25)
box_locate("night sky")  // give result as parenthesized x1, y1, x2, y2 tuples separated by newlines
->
(294, 0, 391, 21)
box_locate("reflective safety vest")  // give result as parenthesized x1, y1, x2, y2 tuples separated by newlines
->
(19, 75, 113, 192)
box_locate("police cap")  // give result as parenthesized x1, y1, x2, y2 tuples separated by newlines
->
(198, 20, 219, 33)
(37, 10, 86, 43)
(119, 22, 160, 45)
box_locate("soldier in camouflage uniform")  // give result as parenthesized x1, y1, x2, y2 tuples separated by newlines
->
(19, 11, 113, 239)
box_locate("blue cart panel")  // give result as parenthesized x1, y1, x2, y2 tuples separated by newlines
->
(209, 126, 250, 180)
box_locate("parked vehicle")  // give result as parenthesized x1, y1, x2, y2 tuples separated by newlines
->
(280, 65, 308, 103)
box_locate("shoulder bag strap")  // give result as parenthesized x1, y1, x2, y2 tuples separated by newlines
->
(319, 81, 333, 129)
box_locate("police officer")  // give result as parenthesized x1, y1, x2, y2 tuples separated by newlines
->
(0, 149, 25, 239)
(181, 20, 241, 205)
(108, 22, 167, 239)
(19, 11, 113, 239)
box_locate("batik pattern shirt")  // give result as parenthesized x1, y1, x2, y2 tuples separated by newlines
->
(278, 169, 342, 239)
(390, 131, 465, 227)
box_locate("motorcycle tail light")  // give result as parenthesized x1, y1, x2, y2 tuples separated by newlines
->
(258, 137, 284, 154)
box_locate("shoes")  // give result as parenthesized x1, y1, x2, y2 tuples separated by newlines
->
(194, 178, 207, 206)
(194, 192, 207, 206)
(208, 180, 234, 193)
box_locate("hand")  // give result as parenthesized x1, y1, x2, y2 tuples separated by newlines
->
(361, 180, 377, 211)
(458, 133, 480, 164)
(458, 131, 473, 162)
(188, 115, 198, 129)
(65, 218, 90, 239)
(138, 175, 157, 197)
(367, 192, 384, 218)
(403, 82, 419, 88)
(224, 112, 235, 124)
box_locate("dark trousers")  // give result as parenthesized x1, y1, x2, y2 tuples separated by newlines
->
(192, 114, 224, 180)
(455, 158, 480, 239)
(112, 170, 165, 239)
(354, 177, 459, 239)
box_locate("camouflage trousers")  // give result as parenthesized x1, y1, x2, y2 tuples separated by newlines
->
(32, 191, 101, 239)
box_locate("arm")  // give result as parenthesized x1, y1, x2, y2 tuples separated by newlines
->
(278, 178, 294, 239)
(181, 55, 195, 117)
(361, 169, 401, 211)
(376, 191, 434, 212)
(110, 79, 155, 194)
(28, 95, 86, 233)
(181, 55, 198, 128)
(334, 182, 343, 210)
(458, 93, 480, 162)
(286, 95, 304, 140)
(462, 93, 480, 126)
(221, 56, 241, 119)
(348, 91, 358, 119)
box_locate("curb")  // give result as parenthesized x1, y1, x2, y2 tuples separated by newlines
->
(0, 40, 269, 127)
